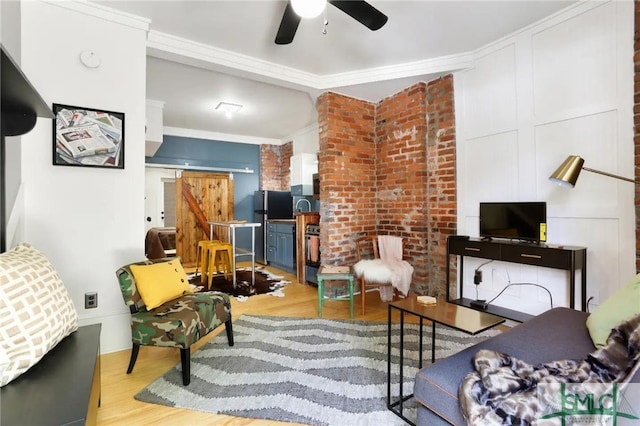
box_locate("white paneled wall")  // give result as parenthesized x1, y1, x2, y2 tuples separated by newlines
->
(455, 0, 634, 316)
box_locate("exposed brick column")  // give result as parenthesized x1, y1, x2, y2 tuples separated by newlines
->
(635, 0, 640, 272)
(260, 142, 292, 191)
(376, 83, 429, 293)
(317, 92, 377, 265)
(280, 141, 293, 189)
(425, 75, 457, 298)
(317, 78, 456, 297)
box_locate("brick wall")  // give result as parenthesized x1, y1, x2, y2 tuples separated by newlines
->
(376, 83, 429, 293)
(317, 92, 377, 265)
(425, 75, 457, 298)
(635, 0, 640, 272)
(317, 77, 456, 296)
(260, 141, 293, 190)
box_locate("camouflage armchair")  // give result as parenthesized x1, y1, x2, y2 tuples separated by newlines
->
(116, 258, 233, 385)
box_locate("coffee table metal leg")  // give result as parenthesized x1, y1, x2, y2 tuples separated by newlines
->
(387, 306, 417, 426)
(399, 310, 405, 415)
(419, 317, 424, 369)
(431, 322, 436, 363)
(317, 278, 323, 317)
(387, 304, 392, 408)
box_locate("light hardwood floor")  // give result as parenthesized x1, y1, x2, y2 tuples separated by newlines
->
(97, 265, 392, 425)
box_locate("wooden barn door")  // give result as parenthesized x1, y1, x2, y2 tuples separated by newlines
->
(176, 171, 234, 267)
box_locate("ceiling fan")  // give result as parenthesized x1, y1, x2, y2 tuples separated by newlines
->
(275, 0, 388, 45)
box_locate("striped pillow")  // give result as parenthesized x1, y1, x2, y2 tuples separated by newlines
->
(0, 244, 78, 386)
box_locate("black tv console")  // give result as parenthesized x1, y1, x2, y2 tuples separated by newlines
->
(446, 235, 587, 322)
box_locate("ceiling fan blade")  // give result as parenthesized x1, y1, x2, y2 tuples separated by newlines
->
(329, 0, 388, 31)
(275, 2, 301, 45)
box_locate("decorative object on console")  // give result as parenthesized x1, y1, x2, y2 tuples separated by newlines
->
(549, 154, 639, 187)
(0, 243, 78, 386)
(52, 103, 124, 169)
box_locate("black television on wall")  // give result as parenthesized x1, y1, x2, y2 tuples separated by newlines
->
(479, 202, 547, 243)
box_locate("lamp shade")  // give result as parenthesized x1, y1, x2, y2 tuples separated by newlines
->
(291, 0, 326, 18)
(549, 155, 584, 188)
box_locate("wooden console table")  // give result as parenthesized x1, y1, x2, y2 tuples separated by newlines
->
(446, 236, 587, 322)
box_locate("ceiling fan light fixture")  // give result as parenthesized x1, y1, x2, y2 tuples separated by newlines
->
(291, 0, 326, 18)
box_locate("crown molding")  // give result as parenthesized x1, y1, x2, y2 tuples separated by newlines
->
(163, 126, 283, 145)
(320, 52, 473, 88)
(282, 123, 319, 144)
(44, 0, 150, 32)
(146, 30, 474, 93)
(147, 31, 320, 90)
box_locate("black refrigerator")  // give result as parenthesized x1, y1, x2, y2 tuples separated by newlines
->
(253, 190, 293, 264)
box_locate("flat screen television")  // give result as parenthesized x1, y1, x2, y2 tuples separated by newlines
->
(479, 202, 547, 243)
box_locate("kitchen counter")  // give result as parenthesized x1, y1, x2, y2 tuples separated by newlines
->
(294, 211, 320, 217)
(267, 219, 296, 224)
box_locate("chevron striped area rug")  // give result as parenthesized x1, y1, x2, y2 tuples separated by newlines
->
(134, 314, 501, 425)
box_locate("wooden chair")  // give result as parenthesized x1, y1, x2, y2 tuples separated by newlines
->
(353, 235, 406, 315)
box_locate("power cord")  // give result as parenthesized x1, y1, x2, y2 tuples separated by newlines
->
(486, 282, 554, 309)
(473, 260, 493, 300)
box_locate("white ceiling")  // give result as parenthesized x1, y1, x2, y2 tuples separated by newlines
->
(94, 0, 576, 141)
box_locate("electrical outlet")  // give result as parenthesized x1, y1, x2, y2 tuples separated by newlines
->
(85, 292, 98, 309)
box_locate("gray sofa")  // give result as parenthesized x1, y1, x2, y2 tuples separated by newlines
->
(413, 307, 640, 425)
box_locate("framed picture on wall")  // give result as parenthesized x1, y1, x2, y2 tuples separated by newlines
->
(52, 103, 125, 169)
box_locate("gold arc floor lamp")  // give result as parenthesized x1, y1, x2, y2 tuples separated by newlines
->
(549, 155, 639, 187)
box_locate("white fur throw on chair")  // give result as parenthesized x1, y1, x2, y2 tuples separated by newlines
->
(353, 259, 395, 284)
(353, 258, 414, 297)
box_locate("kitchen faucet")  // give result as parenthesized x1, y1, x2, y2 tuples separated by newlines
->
(295, 198, 312, 212)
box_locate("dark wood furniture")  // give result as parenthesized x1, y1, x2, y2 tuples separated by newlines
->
(0, 324, 102, 426)
(446, 235, 587, 322)
(1, 44, 54, 252)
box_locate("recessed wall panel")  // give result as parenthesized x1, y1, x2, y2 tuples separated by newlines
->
(532, 2, 617, 122)
(465, 131, 519, 212)
(536, 111, 618, 218)
(461, 45, 517, 140)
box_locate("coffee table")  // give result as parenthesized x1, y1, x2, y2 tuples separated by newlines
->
(387, 297, 504, 425)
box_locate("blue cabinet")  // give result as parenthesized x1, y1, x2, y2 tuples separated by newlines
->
(266, 223, 277, 263)
(266, 222, 294, 272)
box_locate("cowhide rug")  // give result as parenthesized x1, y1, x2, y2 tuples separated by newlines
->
(190, 267, 289, 297)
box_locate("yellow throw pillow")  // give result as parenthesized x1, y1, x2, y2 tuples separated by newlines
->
(130, 260, 193, 310)
(585, 273, 640, 347)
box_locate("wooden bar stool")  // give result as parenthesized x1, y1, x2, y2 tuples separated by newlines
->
(207, 242, 233, 289)
(316, 265, 355, 318)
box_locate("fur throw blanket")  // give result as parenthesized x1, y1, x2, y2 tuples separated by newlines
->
(459, 314, 640, 425)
